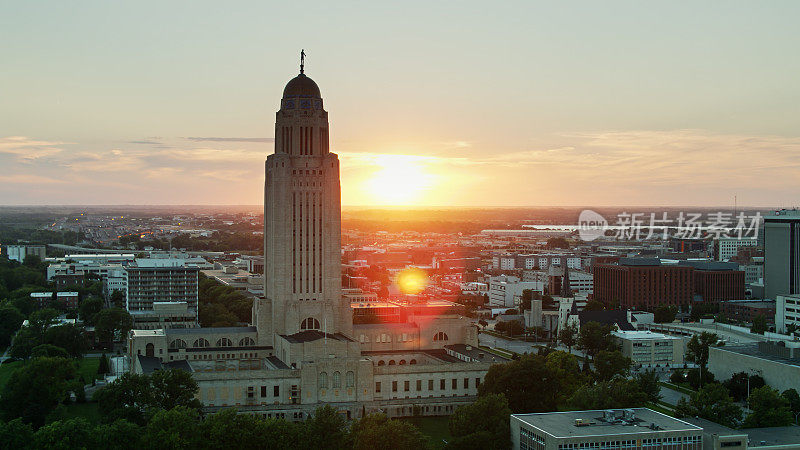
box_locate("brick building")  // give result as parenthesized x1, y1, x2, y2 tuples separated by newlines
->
(593, 258, 744, 309)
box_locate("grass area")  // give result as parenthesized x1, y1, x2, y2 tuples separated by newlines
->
(479, 345, 514, 359)
(75, 357, 102, 382)
(659, 381, 694, 396)
(647, 401, 676, 417)
(0, 360, 24, 390)
(404, 416, 452, 449)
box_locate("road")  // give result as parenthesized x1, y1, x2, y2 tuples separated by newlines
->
(659, 385, 690, 406)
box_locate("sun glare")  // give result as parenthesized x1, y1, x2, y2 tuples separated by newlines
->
(396, 268, 428, 295)
(365, 155, 435, 205)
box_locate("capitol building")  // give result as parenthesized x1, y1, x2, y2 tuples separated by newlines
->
(127, 62, 502, 420)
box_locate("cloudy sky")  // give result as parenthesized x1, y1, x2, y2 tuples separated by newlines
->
(1, 1, 799, 207)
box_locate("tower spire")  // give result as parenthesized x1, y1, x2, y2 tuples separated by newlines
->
(300, 49, 305, 74)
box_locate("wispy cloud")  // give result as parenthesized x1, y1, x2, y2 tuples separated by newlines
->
(0, 174, 65, 184)
(0, 136, 65, 161)
(185, 137, 274, 143)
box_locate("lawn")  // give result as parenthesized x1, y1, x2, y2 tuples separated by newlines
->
(0, 360, 24, 390)
(404, 416, 452, 449)
(75, 357, 102, 382)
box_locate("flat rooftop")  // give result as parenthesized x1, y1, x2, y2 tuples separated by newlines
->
(513, 408, 701, 439)
(612, 330, 682, 341)
(713, 343, 800, 368)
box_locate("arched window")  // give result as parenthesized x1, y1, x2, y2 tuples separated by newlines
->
(318, 371, 328, 389)
(216, 337, 233, 347)
(377, 360, 385, 366)
(239, 337, 255, 346)
(300, 317, 320, 330)
(193, 338, 209, 348)
(145, 343, 154, 357)
(346, 371, 355, 388)
(410, 359, 417, 365)
(433, 331, 449, 342)
(388, 360, 396, 366)
(169, 339, 187, 349)
(332, 371, 342, 388)
(359, 334, 365, 343)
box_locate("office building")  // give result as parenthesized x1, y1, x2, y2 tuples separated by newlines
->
(716, 237, 758, 262)
(612, 330, 684, 367)
(124, 258, 199, 328)
(511, 408, 703, 450)
(6, 244, 46, 262)
(764, 209, 800, 300)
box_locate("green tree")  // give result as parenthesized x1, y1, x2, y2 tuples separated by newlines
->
(723, 372, 765, 402)
(92, 419, 143, 450)
(33, 418, 93, 450)
(653, 305, 677, 323)
(593, 350, 631, 381)
(583, 300, 605, 311)
(636, 370, 662, 403)
(78, 296, 104, 325)
(448, 394, 511, 450)
(750, 314, 768, 334)
(30, 344, 70, 359)
(685, 332, 718, 388)
(301, 405, 349, 450)
(479, 354, 562, 413)
(0, 304, 24, 348)
(0, 418, 34, 450)
(350, 413, 428, 450)
(110, 290, 125, 308)
(93, 372, 154, 424)
(577, 322, 616, 359)
(94, 308, 133, 344)
(781, 388, 800, 416)
(43, 324, 87, 358)
(143, 407, 203, 450)
(743, 386, 793, 428)
(567, 378, 648, 410)
(674, 383, 741, 428)
(0, 357, 77, 427)
(558, 322, 578, 354)
(97, 353, 110, 375)
(149, 368, 201, 411)
(686, 368, 716, 390)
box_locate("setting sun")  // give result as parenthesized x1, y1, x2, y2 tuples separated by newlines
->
(364, 155, 436, 206)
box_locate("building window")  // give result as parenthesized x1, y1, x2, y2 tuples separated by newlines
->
(346, 371, 355, 388)
(410, 359, 417, 365)
(318, 372, 328, 389)
(416, 380, 422, 391)
(440, 379, 445, 390)
(145, 343, 154, 357)
(377, 360, 385, 366)
(452, 379, 457, 389)
(274, 386, 279, 397)
(404, 380, 410, 392)
(464, 378, 469, 389)
(216, 337, 232, 347)
(428, 380, 434, 390)
(375, 382, 381, 393)
(433, 332, 449, 341)
(238, 337, 255, 346)
(388, 360, 396, 365)
(193, 338, 209, 348)
(261, 386, 266, 397)
(301, 317, 320, 330)
(332, 371, 342, 388)
(392, 381, 398, 392)
(169, 339, 187, 349)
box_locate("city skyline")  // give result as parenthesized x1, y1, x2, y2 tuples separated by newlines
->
(2, 1, 800, 207)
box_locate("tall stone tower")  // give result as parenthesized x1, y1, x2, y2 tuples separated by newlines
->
(254, 61, 352, 345)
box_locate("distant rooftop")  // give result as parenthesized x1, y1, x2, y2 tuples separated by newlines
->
(612, 330, 681, 341)
(513, 408, 701, 439)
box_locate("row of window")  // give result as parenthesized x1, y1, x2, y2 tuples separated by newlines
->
(375, 377, 480, 393)
(318, 371, 355, 389)
(358, 332, 448, 344)
(168, 336, 256, 349)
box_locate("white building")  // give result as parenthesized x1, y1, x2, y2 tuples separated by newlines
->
(717, 237, 757, 261)
(6, 245, 46, 262)
(124, 258, 199, 328)
(775, 294, 800, 334)
(488, 275, 544, 307)
(612, 330, 684, 367)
